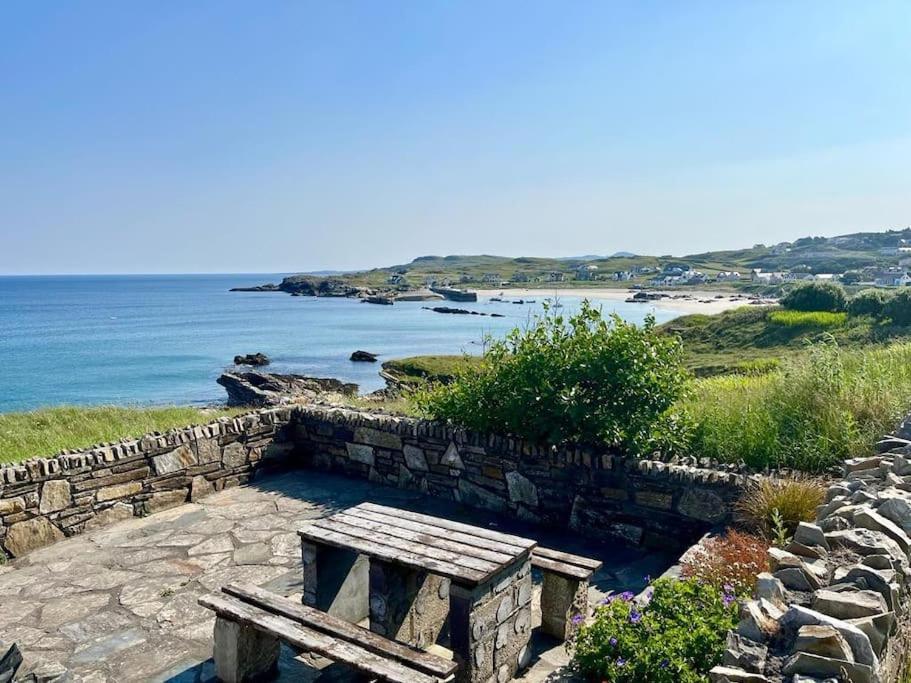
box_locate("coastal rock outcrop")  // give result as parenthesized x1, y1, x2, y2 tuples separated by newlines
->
(232, 275, 367, 298)
(350, 350, 378, 362)
(217, 371, 358, 407)
(233, 353, 270, 366)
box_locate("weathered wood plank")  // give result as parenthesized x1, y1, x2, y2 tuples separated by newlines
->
(356, 502, 536, 551)
(332, 510, 515, 565)
(298, 524, 487, 584)
(311, 517, 502, 575)
(221, 583, 456, 679)
(198, 594, 444, 683)
(533, 547, 602, 572)
(530, 554, 593, 580)
(343, 507, 522, 560)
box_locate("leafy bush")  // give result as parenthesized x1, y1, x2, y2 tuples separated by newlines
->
(767, 310, 847, 328)
(884, 289, 911, 326)
(780, 281, 847, 312)
(680, 530, 769, 596)
(415, 301, 690, 454)
(847, 288, 891, 317)
(572, 578, 738, 683)
(736, 477, 826, 538)
(680, 340, 911, 471)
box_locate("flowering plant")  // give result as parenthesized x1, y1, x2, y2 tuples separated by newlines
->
(571, 578, 738, 683)
(680, 529, 769, 596)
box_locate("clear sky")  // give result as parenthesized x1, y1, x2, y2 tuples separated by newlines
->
(2, 1, 909, 275)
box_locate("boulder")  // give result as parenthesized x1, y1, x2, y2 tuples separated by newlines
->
(4, 517, 65, 557)
(233, 353, 270, 366)
(811, 589, 888, 621)
(794, 522, 829, 550)
(853, 507, 911, 553)
(793, 625, 853, 661)
(217, 371, 358, 407)
(350, 350, 378, 362)
(780, 605, 878, 667)
(723, 632, 767, 672)
(708, 666, 771, 682)
(781, 653, 875, 683)
(737, 599, 783, 642)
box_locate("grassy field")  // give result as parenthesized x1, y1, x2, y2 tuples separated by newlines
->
(381, 355, 484, 386)
(660, 305, 911, 376)
(0, 405, 243, 465)
(680, 341, 911, 471)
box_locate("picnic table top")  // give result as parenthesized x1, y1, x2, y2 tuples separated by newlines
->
(297, 502, 537, 586)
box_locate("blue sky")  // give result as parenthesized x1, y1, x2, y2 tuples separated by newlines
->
(1, 1, 909, 274)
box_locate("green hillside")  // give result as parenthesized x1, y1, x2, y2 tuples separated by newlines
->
(276, 227, 911, 294)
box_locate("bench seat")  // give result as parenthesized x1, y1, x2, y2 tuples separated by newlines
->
(199, 582, 457, 683)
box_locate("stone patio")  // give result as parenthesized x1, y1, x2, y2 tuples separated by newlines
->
(0, 470, 675, 682)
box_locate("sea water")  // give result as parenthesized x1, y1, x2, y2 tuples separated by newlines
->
(0, 274, 685, 412)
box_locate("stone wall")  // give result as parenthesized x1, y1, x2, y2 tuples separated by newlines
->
(711, 433, 911, 683)
(288, 405, 750, 550)
(0, 408, 295, 559)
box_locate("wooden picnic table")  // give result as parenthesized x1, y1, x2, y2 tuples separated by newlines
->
(298, 502, 538, 683)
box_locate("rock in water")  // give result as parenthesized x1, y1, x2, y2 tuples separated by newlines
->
(217, 371, 358, 407)
(233, 352, 270, 366)
(350, 350, 378, 362)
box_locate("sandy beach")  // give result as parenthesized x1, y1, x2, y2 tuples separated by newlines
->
(475, 287, 773, 315)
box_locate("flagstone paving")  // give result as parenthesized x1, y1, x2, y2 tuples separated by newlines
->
(0, 470, 673, 682)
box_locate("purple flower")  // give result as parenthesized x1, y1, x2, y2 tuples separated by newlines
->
(571, 614, 584, 625)
(660, 659, 669, 669)
(620, 591, 634, 602)
(616, 657, 626, 667)
(722, 593, 736, 607)
(597, 596, 612, 605)
(628, 609, 642, 624)
(723, 583, 734, 595)
(609, 637, 618, 647)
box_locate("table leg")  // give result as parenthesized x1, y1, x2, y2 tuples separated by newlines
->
(301, 540, 369, 623)
(449, 560, 533, 683)
(540, 572, 589, 640)
(368, 559, 450, 648)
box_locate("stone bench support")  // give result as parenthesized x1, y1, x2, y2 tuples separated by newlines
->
(301, 540, 370, 624)
(540, 572, 589, 640)
(213, 616, 280, 683)
(449, 560, 533, 683)
(368, 559, 450, 648)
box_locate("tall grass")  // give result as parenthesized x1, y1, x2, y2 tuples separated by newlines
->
(767, 310, 847, 328)
(0, 405, 242, 464)
(680, 340, 911, 471)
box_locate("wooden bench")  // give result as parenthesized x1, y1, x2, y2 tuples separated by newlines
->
(531, 547, 602, 640)
(199, 582, 457, 683)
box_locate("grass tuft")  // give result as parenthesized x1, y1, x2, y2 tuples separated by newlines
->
(767, 310, 847, 328)
(0, 405, 242, 464)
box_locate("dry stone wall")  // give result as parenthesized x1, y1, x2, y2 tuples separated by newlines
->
(0, 408, 295, 559)
(711, 433, 911, 683)
(288, 405, 750, 550)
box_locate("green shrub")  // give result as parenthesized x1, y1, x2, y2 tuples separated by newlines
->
(847, 288, 891, 317)
(767, 310, 847, 328)
(680, 340, 911, 471)
(572, 578, 738, 683)
(780, 281, 847, 312)
(414, 301, 690, 454)
(884, 289, 911, 326)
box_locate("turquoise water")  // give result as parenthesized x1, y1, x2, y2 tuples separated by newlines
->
(0, 274, 685, 412)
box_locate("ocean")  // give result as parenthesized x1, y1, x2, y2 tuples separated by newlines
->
(0, 274, 686, 413)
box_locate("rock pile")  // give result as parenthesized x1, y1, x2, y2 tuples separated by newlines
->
(233, 352, 270, 366)
(711, 435, 911, 683)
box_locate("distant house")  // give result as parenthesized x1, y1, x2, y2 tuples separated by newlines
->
(751, 269, 785, 284)
(575, 264, 598, 281)
(387, 273, 407, 285)
(547, 271, 566, 282)
(481, 273, 501, 284)
(875, 270, 911, 287)
(716, 271, 742, 282)
(510, 272, 530, 283)
(611, 271, 633, 281)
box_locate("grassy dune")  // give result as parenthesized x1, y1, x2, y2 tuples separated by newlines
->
(0, 405, 242, 465)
